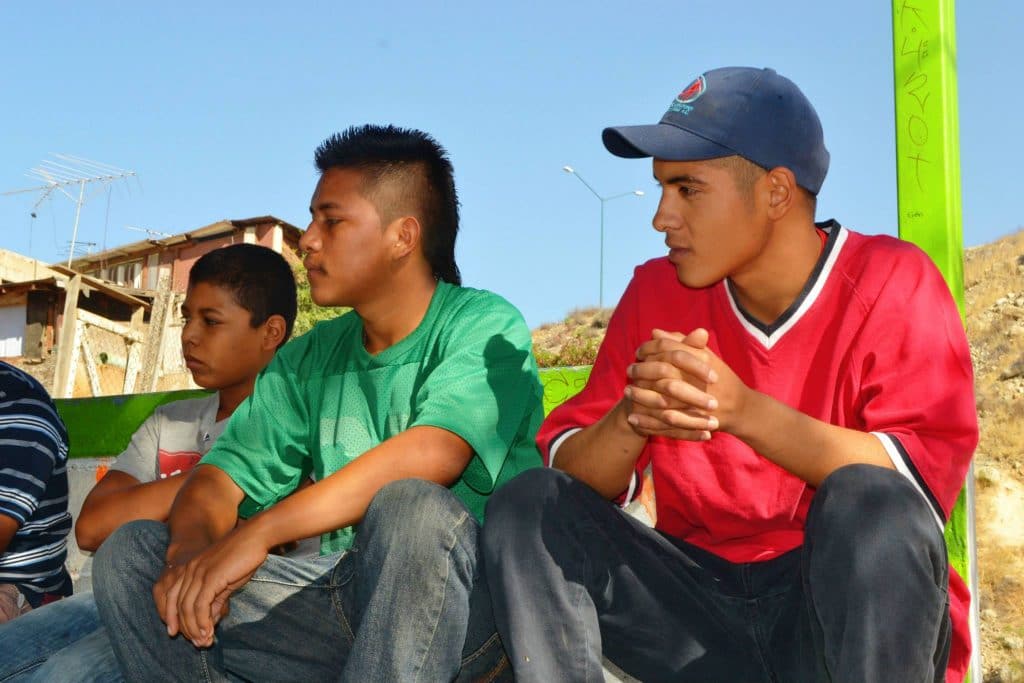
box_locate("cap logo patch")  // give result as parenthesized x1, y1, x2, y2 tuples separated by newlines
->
(667, 75, 706, 116)
(678, 76, 706, 103)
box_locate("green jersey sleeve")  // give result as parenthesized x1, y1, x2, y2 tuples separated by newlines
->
(199, 349, 311, 518)
(410, 291, 542, 494)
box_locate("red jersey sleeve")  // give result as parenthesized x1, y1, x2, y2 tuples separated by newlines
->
(852, 242, 977, 523)
(537, 265, 654, 502)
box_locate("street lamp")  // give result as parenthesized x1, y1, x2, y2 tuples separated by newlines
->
(562, 166, 644, 308)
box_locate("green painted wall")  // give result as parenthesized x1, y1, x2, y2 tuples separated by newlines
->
(538, 366, 592, 416)
(57, 390, 209, 459)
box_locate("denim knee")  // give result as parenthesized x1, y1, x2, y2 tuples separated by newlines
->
(485, 467, 566, 521)
(482, 468, 582, 557)
(362, 479, 477, 557)
(812, 464, 939, 534)
(365, 479, 469, 528)
(92, 519, 167, 597)
(806, 464, 947, 583)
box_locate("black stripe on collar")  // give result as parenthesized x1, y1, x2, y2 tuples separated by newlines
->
(727, 220, 843, 338)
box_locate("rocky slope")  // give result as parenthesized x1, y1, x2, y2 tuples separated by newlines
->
(964, 230, 1024, 682)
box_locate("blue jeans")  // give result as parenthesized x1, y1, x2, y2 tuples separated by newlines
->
(483, 465, 951, 683)
(0, 591, 121, 683)
(92, 479, 510, 682)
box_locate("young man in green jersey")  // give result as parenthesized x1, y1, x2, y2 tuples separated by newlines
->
(93, 124, 543, 682)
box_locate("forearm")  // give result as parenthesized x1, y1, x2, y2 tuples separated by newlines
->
(0, 514, 18, 555)
(553, 399, 648, 500)
(76, 474, 188, 552)
(166, 465, 244, 563)
(728, 389, 893, 487)
(243, 426, 471, 550)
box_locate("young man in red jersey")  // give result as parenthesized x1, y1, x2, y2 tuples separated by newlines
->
(482, 66, 977, 683)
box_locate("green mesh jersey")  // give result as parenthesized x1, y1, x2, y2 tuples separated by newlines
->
(200, 281, 543, 554)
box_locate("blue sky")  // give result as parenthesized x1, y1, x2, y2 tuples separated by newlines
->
(1, 2, 1020, 328)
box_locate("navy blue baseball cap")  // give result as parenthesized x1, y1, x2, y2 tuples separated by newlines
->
(602, 67, 830, 194)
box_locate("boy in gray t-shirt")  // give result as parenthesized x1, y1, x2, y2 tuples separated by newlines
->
(0, 244, 297, 682)
(107, 393, 223, 485)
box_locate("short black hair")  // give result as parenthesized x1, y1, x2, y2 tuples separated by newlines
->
(188, 244, 298, 345)
(314, 124, 461, 285)
(712, 155, 817, 212)
(710, 155, 766, 197)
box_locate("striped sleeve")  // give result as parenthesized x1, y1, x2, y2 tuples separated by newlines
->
(0, 363, 72, 602)
(0, 398, 67, 525)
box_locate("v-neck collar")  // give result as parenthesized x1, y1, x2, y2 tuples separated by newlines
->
(723, 220, 847, 350)
(353, 281, 449, 366)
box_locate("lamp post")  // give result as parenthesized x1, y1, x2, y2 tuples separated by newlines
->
(562, 166, 644, 308)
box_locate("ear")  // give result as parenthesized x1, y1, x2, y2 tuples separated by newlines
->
(763, 167, 798, 219)
(261, 314, 288, 351)
(388, 215, 422, 260)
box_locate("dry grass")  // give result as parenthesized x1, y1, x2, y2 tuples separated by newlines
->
(532, 307, 610, 367)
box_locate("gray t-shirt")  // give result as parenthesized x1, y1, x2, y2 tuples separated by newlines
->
(107, 393, 320, 559)
(110, 394, 225, 483)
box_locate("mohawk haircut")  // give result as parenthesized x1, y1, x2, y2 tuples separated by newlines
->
(188, 243, 298, 346)
(314, 124, 462, 285)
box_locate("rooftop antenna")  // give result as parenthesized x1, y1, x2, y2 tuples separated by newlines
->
(125, 225, 173, 239)
(60, 240, 97, 259)
(1, 154, 136, 268)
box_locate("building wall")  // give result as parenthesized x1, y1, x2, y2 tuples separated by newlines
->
(0, 295, 27, 357)
(171, 235, 244, 291)
(0, 292, 28, 308)
(0, 250, 60, 283)
(264, 224, 303, 264)
(25, 290, 55, 359)
(83, 221, 303, 294)
(170, 224, 301, 290)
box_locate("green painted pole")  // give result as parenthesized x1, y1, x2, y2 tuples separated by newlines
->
(891, 2, 977, 681)
(892, 0, 965, 311)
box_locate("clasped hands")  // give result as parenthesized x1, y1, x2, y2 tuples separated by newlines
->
(624, 328, 747, 441)
(153, 524, 269, 649)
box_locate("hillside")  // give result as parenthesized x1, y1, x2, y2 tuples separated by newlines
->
(965, 229, 1024, 682)
(532, 229, 1024, 681)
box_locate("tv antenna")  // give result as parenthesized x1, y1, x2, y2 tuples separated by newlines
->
(1, 154, 136, 268)
(126, 225, 173, 239)
(60, 241, 97, 259)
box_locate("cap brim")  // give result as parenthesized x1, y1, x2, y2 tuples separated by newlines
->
(602, 123, 735, 161)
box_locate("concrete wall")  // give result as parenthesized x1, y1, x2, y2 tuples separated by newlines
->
(66, 457, 115, 588)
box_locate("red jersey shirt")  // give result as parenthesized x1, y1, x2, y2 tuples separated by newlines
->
(539, 222, 978, 681)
